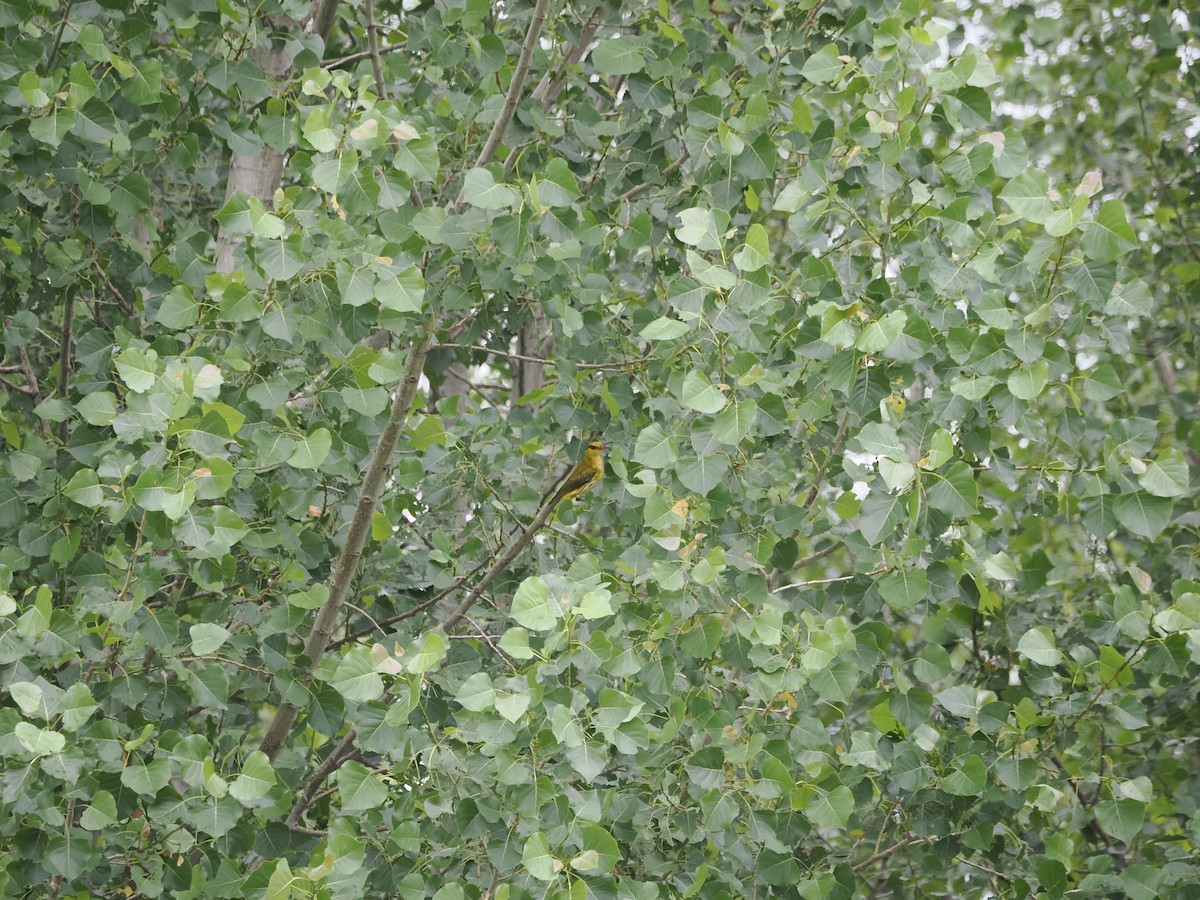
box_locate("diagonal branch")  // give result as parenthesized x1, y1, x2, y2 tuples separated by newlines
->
(440, 495, 562, 630)
(259, 328, 435, 760)
(286, 728, 359, 835)
(529, 4, 603, 110)
(468, 0, 554, 175)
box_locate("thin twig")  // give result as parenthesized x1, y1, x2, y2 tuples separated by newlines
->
(432, 342, 646, 371)
(463, 615, 519, 674)
(529, 4, 603, 111)
(17, 346, 39, 401)
(337, 555, 494, 646)
(853, 835, 931, 872)
(322, 40, 408, 71)
(795, 541, 845, 568)
(774, 566, 891, 593)
(805, 410, 852, 507)
(802, 0, 829, 34)
(0, 374, 36, 396)
(57, 293, 74, 444)
(441, 495, 563, 629)
(613, 148, 690, 203)
(344, 602, 384, 638)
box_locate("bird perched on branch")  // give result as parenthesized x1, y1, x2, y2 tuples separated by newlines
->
(548, 440, 608, 508)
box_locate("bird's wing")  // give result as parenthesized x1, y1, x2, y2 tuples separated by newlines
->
(550, 462, 598, 505)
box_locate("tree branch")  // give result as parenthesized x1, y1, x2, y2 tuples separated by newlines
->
(440, 495, 562, 629)
(364, 0, 387, 100)
(467, 0, 554, 177)
(286, 728, 359, 835)
(323, 39, 407, 71)
(56, 294, 74, 444)
(259, 328, 435, 760)
(311, 0, 341, 43)
(805, 410, 852, 507)
(612, 148, 690, 203)
(853, 834, 938, 872)
(433, 342, 646, 371)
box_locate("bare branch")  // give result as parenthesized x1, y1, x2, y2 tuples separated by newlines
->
(286, 728, 359, 835)
(440, 496, 562, 629)
(323, 40, 408, 71)
(464, 0, 554, 185)
(613, 148, 691, 203)
(259, 329, 435, 760)
(57, 294, 74, 444)
(433, 342, 647, 372)
(364, 0, 387, 100)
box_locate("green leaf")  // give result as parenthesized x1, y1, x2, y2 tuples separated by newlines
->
(376, 264, 425, 312)
(712, 399, 757, 445)
(732, 224, 770, 272)
(878, 569, 927, 611)
(674, 207, 721, 250)
(1000, 170, 1053, 224)
(404, 628, 448, 674)
(522, 832, 561, 881)
(942, 755, 987, 796)
(632, 424, 677, 468)
(337, 760, 389, 811)
(1007, 360, 1049, 400)
(686, 249, 738, 289)
(331, 647, 385, 701)
(1138, 449, 1190, 498)
(15, 721, 65, 755)
(394, 136, 439, 181)
(190, 623, 232, 655)
(455, 672, 495, 711)
(511, 576, 558, 631)
(1016, 626, 1063, 666)
(156, 286, 199, 329)
(64, 468, 104, 508)
(80, 791, 118, 830)
(592, 40, 646, 75)
(806, 785, 853, 829)
(495, 687, 531, 722)
(639, 316, 692, 340)
(676, 454, 730, 495)
(1081, 199, 1137, 262)
(59, 682, 97, 731)
(800, 44, 843, 84)
(29, 106, 76, 147)
(76, 391, 119, 426)
(926, 462, 977, 517)
(114, 348, 158, 393)
(679, 371, 727, 415)
(857, 310, 907, 352)
(287, 427, 333, 469)
(462, 168, 518, 209)
(1095, 799, 1145, 844)
(256, 233, 306, 280)
(121, 59, 162, 105)
(287, 583, 330, 609)
(229, 751, 276, 805)
(1113, 492, 1172, 538)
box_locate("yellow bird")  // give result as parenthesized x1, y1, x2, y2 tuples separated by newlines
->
(548, 440, 608, 508)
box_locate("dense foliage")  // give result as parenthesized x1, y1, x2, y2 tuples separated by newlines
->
(1, 0, 1198, 896)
